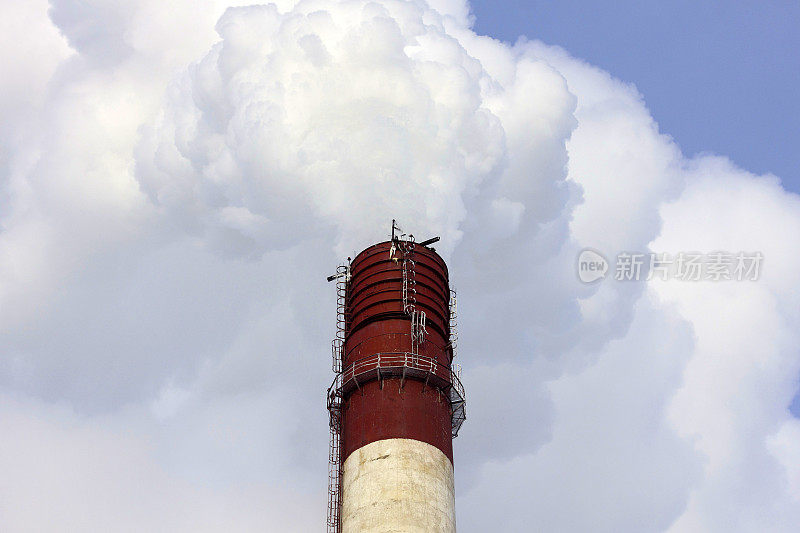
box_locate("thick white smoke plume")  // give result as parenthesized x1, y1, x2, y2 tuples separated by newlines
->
(1, 0, 799, 531)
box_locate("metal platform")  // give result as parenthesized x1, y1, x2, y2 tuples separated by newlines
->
(327, 351, 466, 437)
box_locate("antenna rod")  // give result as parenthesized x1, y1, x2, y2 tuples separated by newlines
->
(418, 236, 440, 247)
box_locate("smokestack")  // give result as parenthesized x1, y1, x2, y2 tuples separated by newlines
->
(326, 233, 466, 532)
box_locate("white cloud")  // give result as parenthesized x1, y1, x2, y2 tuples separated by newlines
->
(652, 161, 800, 532)
(0, 0, 798, 531)
(0, 394, 319, 531)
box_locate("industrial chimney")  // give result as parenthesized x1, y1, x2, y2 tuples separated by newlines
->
(326, 222, 466, 532)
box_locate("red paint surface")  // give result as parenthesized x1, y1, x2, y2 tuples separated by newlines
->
(342, 241, 454, 463)
(343, 379, 454, 462)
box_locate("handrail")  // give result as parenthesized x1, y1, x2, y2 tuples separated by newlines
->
(342, 351, 448, 384)
(327, 351, 466, 437)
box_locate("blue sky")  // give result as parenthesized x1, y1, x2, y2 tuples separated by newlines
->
(470, 0, 800, 193)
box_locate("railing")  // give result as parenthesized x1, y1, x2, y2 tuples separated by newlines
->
(327, 351, 467, 437)
(449, 363, 466, 437)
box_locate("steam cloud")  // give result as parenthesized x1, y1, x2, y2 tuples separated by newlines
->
(1, 0, 798, 531)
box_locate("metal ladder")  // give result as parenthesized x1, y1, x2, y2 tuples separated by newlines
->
(449, 289, 458, 359)
(327, 264, 348, 533)
(401, 236, 426, 357)
(327, 393, 342, 533)
(332, 265, 348, 373)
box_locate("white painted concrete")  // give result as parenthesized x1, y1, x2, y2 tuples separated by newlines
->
(341, 438, 455, 533)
